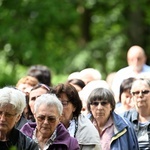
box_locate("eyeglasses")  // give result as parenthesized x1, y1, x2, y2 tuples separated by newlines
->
(0, 111, 17, 118)
(131, 90, 150, 97)
(36, 115, 58, 123)
(90, 101, 109, 106)
(61, 100, 70, 107)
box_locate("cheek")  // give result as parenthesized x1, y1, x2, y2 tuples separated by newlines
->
(90, 106, 96, 115)
(29, 101, 34, 112)
(63, 108, 73, 120)
(121, 95, 126, 103)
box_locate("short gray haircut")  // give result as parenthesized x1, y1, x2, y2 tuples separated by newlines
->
(0, 87, 26, 114)
(34, 93, 63, 116)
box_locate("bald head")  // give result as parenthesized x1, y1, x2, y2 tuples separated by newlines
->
(127, 45, 146, 73)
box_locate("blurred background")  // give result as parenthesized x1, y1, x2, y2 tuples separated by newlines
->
(0, 0, 150, 86)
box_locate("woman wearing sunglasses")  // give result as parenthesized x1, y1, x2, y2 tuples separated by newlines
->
(20, 93, 79, 150)
(124, 78, 150, 149)
(87, 88, 139, 150)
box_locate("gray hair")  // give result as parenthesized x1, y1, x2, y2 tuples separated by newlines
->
(0, 87, 26, 114)
(34, 93, 63, 116)
(131, 78, 150, 91)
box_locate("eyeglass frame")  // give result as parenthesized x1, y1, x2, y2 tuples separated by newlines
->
(60, 100, 70, 107)
(0, 111, 17, 118)
(36, 115, 59, 123)
(131, 90, 150, 97)
(90, 101, 109, 107)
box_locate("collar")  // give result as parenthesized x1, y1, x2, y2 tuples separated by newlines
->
(33, 128, 57, 150)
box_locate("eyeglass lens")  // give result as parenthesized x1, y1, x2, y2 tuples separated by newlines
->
(37, 115, 57, 123)
(91, 101, 108, 106)
(132, 90, 150, 96)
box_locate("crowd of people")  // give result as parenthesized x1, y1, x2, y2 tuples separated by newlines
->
(0, 45, 150, 150)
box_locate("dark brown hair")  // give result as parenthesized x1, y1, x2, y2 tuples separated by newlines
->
(53, 83, 82, 117)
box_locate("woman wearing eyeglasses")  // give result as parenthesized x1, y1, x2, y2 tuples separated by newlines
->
(20, 93, 79, 150)
(87, 88, 139, 150)
(53, 83, 101, 150)
(123, 78, 150, 149)
(0, 87, 38, 150)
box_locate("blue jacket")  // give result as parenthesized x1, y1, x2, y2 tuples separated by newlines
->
(110, 112, 139, 150)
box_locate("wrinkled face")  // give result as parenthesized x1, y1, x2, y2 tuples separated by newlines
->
(90, 100, 112, 127)
(121, 90, 134, 110)
(35, 104, 60, 138)
(59, 93, 76, 128)
(131, 80, 150, 110)
(29, 88, 48, 114)
(0, 104, 20, 134)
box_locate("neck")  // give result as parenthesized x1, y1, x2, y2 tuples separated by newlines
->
(36, 132, 49, 150)
(139, 113, 150, 123)
(0, 131, 9, 141)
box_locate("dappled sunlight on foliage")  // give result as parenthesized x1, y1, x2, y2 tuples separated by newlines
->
(0, 0, 150, 86)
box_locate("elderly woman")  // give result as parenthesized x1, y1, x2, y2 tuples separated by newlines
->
(21, 93, 79, 150)
(0, 87, 38, 149)
(124, 78, 150, 149)
(53, 83, 101, 150)
(87, 87, 139, 150)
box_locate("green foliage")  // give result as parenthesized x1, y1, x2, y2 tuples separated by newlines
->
(0, 0, 150, 85)
(9, 146, 17, 150)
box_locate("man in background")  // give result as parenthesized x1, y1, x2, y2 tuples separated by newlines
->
(112, 45, 150, 102)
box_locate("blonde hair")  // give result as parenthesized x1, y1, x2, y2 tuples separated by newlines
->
(16, 76, 39, 87)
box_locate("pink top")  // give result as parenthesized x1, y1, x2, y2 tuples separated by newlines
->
(93, 116, 114, 150)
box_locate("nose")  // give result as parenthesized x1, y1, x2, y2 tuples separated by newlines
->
(0, 113, 6, 121)
(139, 91, 144, 97)
(97, 103, 103, 109)
(43, 117, 49, 124)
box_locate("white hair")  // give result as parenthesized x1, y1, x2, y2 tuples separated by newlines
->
(34, 93, 63, 116)
(80, 68, 102, 81)
(0, 87, 26, 114)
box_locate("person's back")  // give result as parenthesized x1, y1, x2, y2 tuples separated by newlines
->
(79, 68, 102, 85)
(27, 64, 52, 86)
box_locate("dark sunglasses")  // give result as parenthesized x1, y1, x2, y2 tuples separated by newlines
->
(131, 90, 150, 97)
(90, 101, 109, 106)
(37, 115, 58, 123)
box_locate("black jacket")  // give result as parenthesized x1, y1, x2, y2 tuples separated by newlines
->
(0, 128, 38, 150)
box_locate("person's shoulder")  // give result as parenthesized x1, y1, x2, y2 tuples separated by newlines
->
(116, 66, 131, 74)
(76, 114, 100, 144)
(21, 122, 36, 131)
(123, 109, 137, 116)
(17, 129, 39, 149)
(78, 114, 95, 129)
(143, 64, 150, 71)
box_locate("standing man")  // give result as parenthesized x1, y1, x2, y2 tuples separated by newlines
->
(112, 45, 150, 102)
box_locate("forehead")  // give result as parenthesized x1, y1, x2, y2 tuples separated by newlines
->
(131, 80, 149, 90)
(30, 87, 48, 97)
(36, 104, 58, 116)
(0, 103, 16, 112)
(59, 93, 68, 100)
(128, 48, 145, 59)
